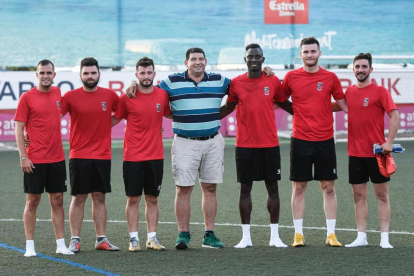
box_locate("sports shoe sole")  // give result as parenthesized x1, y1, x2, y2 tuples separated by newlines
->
(175, 241, 188, 250)
(202, 244, 223, 249)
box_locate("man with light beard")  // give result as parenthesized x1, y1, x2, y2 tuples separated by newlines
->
(61, 57, 120, 252)
(15, 60, 74, 257)
(339, 53, 398, 248)
(112, 57, 171, 251)
(282, 37, 348, 247)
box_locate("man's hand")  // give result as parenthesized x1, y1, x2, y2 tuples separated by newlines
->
(380, 141, 393, 155)
(21, 158, 35, 174)
(126, 81, 138, 98)
(263, 66, 275, 77)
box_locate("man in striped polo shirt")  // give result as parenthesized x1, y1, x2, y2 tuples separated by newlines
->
(128, 48, 230, 249)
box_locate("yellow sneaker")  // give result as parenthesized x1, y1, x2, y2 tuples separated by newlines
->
(292, 233, 305, 247)
(146, 237, 165, 251)
(129, 237, 140, 252)
(326, 233, 342, 247)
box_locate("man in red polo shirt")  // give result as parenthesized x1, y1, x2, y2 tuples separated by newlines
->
(282, 37, 348, 247)
(220, 44, 293, 248)
(15, 60, 73, 257)
(112, 57, 171, 252)
(342, 53, 398, 248)
(61, 57, 119, 252)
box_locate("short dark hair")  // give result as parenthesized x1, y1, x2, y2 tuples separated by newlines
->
(300, 36, 320, 49)
(80, 57, 99, 72)
(245, 43, 262, 53)
(186, 47, 205, 60)
(136, 57, 154, 70)
(353, 53, 372, 67)
(37, 59, 54, 71)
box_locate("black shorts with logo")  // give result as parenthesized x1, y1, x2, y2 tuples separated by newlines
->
(236, 146, 281, 183)
(123, 160, 164, 197)
(349, 156, 390, 184)
(290, 137, 338, 182)
(69, 159, 111, 195)
(24, 160, 67, 194)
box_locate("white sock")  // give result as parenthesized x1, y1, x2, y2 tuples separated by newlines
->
(56, 238, 74, 255)
(71, 236, 80, 240)
(293, 219, 303, 235)
(130, 232, 138, 240)
(380, 232, 393, 249)
(147, 232, 156, 241)
(24, 240, 36, 257)
(269, 224, 287, 248)
(234, 224, 252, 248)
(326, 219, 336, 236)
(56, 238, 66, 248)
(345, 232, 368, 247)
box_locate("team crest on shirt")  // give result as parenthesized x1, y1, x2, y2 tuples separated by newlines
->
(102, 102, 107, 111)
(56, 101, 60, 110)
(156, 103, 161, 112)
(317, 82, 323, 91)
(363, 98, 369, 107)
(264, 87, 270, 96)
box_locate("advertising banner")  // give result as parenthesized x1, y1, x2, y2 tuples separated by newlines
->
(264, 0, 309, 24)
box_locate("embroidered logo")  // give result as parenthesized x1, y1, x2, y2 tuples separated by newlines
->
(333, 168, 337, 174)
(317, 82, 323, 91)
(264, 87, 270, 96)
(102, 102, 107, 111)
(156, 103, 161, 112)
(56, 101, 60, 110)
(363, 98, 369, 107)
(157, 185, 161, 191)
(277, 169, 281, 174)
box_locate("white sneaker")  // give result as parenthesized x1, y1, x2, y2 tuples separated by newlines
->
(56, 246, 75, 255)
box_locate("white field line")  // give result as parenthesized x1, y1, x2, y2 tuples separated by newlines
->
(0, 143, 18, 151)
(1, 218, 413, 235)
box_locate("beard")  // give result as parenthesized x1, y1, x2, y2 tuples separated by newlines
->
(140, 79, 153, 88)
(82, 77, 99, 89)
(356, 73, 370, 83)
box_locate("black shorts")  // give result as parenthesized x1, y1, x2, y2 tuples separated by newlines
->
(69, 159, 111, 195)
(123, 160, 163, 197)
(349, 156, 390, 184)
(24, 161, 67, 194)
(236, 147, 281, 183)
(290, 137, 338, 182)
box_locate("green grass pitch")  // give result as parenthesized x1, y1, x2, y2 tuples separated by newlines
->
(0, 140, 413, 275)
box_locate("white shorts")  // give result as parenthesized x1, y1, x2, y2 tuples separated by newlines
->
(171, 133, 225, 186)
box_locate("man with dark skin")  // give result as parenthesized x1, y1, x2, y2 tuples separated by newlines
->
(220, 44, 293, 248)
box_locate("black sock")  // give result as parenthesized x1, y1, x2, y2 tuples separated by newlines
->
(204, 230, 214, 237)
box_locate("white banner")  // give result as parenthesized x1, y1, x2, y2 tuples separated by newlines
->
(1, 69, 413, 109)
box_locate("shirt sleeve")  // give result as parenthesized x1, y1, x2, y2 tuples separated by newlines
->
(273, 77, 287, 103)
(380, 87, 397, 114)
(331, 73, 345, 100)
(227, 81, 238, 103)
(281, 72, 292, 98)
(14, 93, 29, 123)
(113, 95, 127, 120)
(60, 94, 69, 116)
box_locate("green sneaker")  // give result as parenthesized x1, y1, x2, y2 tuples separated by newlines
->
(202, 232, 225, 249)
(175, 232, 191, 250)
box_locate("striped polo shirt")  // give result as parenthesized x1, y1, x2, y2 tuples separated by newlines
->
(159, 70, 230, 137)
